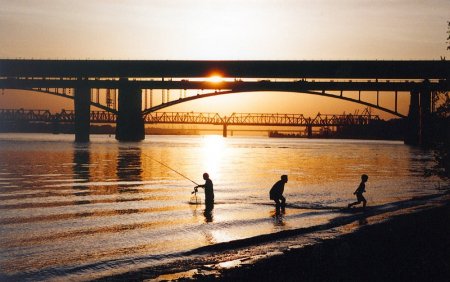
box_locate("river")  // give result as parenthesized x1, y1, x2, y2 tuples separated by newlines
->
(0, 133, 447, 281)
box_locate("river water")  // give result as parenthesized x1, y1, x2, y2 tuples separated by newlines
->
(0, 133, 447, 281)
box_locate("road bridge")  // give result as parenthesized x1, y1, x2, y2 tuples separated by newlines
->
(0, 60, 448, 144)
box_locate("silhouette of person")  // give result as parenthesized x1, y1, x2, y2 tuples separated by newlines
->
(195, 172, 214, 205)
(270, 175, 288, 211)
(348, 174, 368, 209)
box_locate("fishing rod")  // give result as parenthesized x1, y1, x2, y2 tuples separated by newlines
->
(138, 150, 200, 186)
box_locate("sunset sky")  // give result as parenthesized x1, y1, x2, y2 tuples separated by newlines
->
(1, 0, 449, 118)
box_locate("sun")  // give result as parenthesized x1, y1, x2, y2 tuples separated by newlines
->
(208, 75, 223, 83)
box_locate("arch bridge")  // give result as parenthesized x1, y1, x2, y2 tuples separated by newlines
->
(0, 60, 448, 144)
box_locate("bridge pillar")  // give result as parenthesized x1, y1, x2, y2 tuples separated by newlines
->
(116, 79, 145, 141)
(74, 80, 90, 142)
(223, 124, 228, 137)
(405, 81, 432, 146)
(419, 83, 432, 146)
(307, 125, 313, 138)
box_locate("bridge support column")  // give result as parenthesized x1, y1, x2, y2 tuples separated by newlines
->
(405, 81, 432, 146)
(116, 79, 145, 141)
(420, 84, 432, 146)
(223, 124, 228, 138)
(307, 125, 313, 138)
(74, 80, 90, 142)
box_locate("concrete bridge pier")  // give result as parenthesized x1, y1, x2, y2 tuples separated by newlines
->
(116, 79, 145, 141)
(405, 81, 432, 146)
(307, 125, 313, 138)
(223, 124, 228, 137)
(419, 83, 432, 146)
(74, 79, 90, 142)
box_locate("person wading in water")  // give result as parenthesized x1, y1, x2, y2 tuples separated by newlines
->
(348, 174, 369, 210)
(270, 175, 288, 213)
(195, 172, 214, 206)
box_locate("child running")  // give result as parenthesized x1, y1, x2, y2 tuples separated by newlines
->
(348, 174, 368, 209)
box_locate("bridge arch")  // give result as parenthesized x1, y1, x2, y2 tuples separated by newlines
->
(14, 87, 406, 118)
(142, 89, 406, 118)
(15, 88, 118, 114)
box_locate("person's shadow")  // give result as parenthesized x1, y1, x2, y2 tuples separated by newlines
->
(358, 216, 368, 225)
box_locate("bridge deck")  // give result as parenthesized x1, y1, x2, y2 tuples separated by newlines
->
(1, 60, 449, 79)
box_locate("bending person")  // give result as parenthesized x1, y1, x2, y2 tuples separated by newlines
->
(270, 175, 288, 210)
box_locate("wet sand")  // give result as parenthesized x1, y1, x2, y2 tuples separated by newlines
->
(215, 202, 450, 282)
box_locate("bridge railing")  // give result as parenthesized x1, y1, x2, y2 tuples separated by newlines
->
(311, 113, 380, 126)
(225, 113, 312, 126)
(0, 109, 53, 122)
(144, 112, 225, 124)
(0, 109, 117, 123)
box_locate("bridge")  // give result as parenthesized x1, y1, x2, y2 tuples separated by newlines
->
(0, 108, 380, 138)
(0, 60, 449, 144)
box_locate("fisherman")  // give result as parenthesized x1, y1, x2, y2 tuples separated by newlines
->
(195, 172, 214, 205)
(270, 175, 288, 209)
(348, 174, 368, 209)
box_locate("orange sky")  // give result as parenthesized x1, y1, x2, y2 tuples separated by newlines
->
(0, 0, 449, 119)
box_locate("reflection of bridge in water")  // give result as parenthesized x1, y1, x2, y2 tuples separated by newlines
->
(0, 108, 380, 137)
(1, 60, 448, 144)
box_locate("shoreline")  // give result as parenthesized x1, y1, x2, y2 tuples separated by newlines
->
(94, 192, 450, 281)
(215, 200, 450, 281)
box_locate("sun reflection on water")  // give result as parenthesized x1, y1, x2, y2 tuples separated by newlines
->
(200, 135, 226, 181)
(210, 229, 234, 243)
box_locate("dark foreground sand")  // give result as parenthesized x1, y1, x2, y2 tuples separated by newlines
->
(214, 203, 450, 282)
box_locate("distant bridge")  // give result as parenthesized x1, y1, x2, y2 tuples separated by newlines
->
(0, 60, 448, 144)
(0, 108, 380, 137)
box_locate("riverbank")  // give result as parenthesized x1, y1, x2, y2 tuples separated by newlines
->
(94, 193, 450, 281)
(213, 201, 450, 281)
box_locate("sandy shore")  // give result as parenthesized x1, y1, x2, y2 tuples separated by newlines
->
(214, 201, 450, 281)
